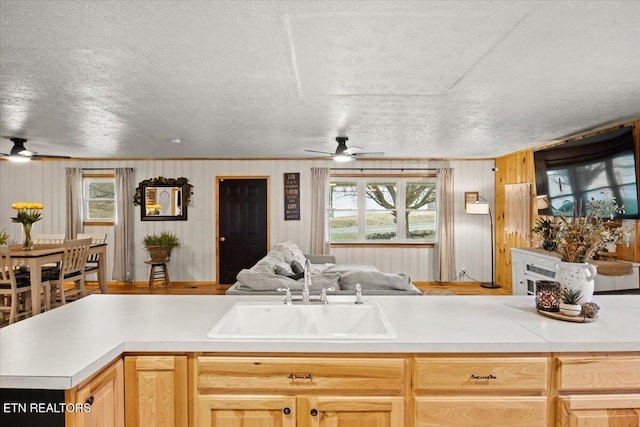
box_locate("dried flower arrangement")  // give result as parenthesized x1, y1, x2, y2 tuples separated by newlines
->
(541, 192, 631, 263)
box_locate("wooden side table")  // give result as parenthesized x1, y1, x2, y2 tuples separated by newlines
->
(145, 261, 170, 288)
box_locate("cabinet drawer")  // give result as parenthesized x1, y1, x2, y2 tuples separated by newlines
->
(197, 356, 405, 393)
(414, 357, 548, 391)
(555, 355, 640, 391)
(415, 396, 547, 427)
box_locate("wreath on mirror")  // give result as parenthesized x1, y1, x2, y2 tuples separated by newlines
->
(133, 177, 194, 206)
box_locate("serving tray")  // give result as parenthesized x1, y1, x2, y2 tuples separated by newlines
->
(537, 310, 597, 323)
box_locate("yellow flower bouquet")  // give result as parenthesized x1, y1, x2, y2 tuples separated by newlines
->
(11, 202, 44, 250)
(146, 204, 162, 215)
(11, 202, 44, 225)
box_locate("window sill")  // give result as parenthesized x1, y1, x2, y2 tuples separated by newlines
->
(330, 243, 434, 248)
(83, 221, 115, 226)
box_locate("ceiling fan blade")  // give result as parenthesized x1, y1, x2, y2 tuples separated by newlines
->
(353, 151, 385, 157)
(30, 154, 71, 159)
(305, 149, 334, 155)
(343, 146, 363, 155)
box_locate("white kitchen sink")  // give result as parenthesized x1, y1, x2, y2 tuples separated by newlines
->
(206, 301, 395, 340)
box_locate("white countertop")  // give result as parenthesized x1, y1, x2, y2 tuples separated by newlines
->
(1, 294, 638, 389)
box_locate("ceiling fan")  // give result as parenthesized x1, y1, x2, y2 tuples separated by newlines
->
(1, 137, 71, 162)
(305, 136, 385, 162)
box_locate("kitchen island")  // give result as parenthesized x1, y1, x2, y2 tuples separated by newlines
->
(1, 294, 639, 426)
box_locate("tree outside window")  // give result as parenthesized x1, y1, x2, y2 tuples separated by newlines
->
(329, 177, 436, 244)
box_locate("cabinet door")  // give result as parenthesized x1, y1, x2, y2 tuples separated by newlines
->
(511, 258, 526, 295)
(66, 358, 124, 427)
(415, 396, 547, 427)
(557, 394, 640, 427)
(196, 395, 296, 427)
(300, 396, 404, 427)
(124, 355, 188, 427)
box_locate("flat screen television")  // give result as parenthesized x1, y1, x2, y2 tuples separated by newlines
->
(534, 126, 639, 219)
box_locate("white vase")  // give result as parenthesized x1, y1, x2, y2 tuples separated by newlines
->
(555, 261, 597, 304)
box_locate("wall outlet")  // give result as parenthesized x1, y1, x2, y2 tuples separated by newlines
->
(458, 268, 466, 280)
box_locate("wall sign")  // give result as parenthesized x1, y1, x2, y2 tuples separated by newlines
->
(284, 173, 300, 220)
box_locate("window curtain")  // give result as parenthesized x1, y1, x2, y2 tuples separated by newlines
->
(434, 168, 456, 282)
(310, 167, 330, 254)
(65, 168, 84, 239)
(112, 168, 135, 282)
(504, 183, 531, 239)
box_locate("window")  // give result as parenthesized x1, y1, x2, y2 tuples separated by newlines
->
(82, 174, 115, 224)
(329, 176, 437, 244)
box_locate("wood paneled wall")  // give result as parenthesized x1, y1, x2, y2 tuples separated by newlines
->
(495, 119, 640, 291)
(494, 152, 536, 292)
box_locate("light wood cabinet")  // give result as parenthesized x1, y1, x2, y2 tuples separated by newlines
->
(124, 355, 188, 427)
(106, 351, 640, 426)
(556, 394, 640, 426)
(194, 356, 406, 427)
(554, 355, 640, 427)
(413, 356, 549, 427)
(197, 395, 296, 427)
(196, 394, 403, 427)
(65, 358, 124, 427)
(299, 396, 403, 427)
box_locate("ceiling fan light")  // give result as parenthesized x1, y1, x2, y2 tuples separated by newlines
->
(334, 154, 355, 162)
(7, 155, 31, 163)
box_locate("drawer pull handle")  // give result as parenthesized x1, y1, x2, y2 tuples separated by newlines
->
(288, 373, 313, 381)
(470, 374, 497, 380)
(310, 408, 318, 416)
(283, 407, 291, 415)
(85, 395, 94, 406)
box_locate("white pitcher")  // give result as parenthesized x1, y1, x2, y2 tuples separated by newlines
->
(555, 261, 598, 304)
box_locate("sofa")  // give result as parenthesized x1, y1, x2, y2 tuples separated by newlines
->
(225, 241, 423, 296)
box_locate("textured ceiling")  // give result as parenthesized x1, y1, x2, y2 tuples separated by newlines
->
(1, 0, 639, 160)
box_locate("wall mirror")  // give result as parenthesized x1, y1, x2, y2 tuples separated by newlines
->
(141, 184, 188, 221)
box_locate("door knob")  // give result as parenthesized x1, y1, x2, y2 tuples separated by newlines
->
(220, 237, 226, 241)
(310, 408, 318, 416)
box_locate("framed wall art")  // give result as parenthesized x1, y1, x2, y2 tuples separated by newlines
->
(464, 191, 479, 211)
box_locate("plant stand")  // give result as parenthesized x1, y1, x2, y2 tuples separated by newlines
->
(145, 261, 170, 289)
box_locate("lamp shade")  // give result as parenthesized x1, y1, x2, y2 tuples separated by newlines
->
(466, 201, 490, 215)
(536, 195, 550, 210)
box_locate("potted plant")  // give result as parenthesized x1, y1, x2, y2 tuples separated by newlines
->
(559, 287, 582, 317)
(0, 228, 9, 246)
(143, 231, 181, 262)
(531, 218, 557, 251)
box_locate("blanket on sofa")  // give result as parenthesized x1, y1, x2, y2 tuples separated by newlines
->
(228, 241, 423, 295)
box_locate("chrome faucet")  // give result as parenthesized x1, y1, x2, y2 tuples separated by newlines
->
(320, 287, 335, 304)
(302, 259, 312, 303)
(355, 283, 363, 304)
(277, 287, 292, 305)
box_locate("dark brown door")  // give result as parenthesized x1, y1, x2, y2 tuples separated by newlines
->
(218, 178, 268, 285)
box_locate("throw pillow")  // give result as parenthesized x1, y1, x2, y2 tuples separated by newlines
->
(340, 271, 413, 291)
(291, 260, 305, 274)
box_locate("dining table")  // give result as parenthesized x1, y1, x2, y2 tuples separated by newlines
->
(7, 243, 108, 315)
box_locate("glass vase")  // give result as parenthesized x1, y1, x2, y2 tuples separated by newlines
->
(22, 223, 33, 251)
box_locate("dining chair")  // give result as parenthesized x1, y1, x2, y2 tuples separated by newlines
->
(32, 233, 67, 270)
(33, 234, 66, 244)
(46, 237, 92, 306)
(0, 246, 51, 323)
(76, 233, 107, 280)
